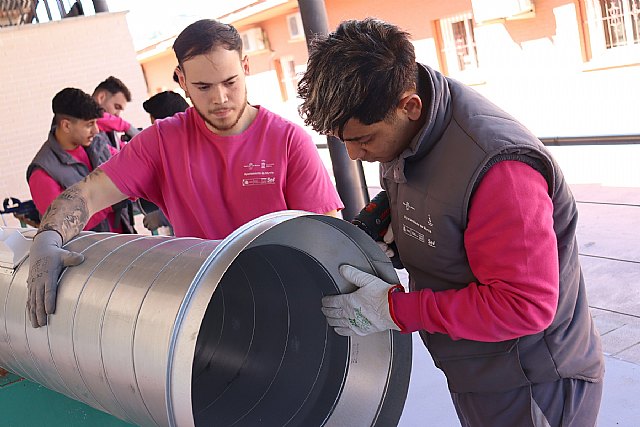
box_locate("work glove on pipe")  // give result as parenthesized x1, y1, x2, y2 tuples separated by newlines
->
(26, 230, 85, 328)
(321, 265, 403, 337)
(143, 210, 170, 231)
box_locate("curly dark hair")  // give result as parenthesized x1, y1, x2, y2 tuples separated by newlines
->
(52, 87, 104, 123)
(173, 19, 242, 67)
(297, 18, 417, 139)
(93, 76, 132, 102)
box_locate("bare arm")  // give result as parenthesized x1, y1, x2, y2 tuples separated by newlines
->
(39, 169, 128, 243)
(324, 210, 339, 218)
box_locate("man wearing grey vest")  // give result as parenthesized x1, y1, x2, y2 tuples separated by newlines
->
(27, 88, 131, 233)
(299, 18, 603, 426)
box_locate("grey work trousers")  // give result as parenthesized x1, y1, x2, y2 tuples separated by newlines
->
(451, 378, 603, 427)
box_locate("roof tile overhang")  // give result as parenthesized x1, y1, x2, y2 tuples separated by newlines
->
(136, 0, 299, 61)
(218, 0, 299, 28)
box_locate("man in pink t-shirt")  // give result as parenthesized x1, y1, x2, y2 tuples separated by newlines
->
(26, 19, 343, 327)
(92, 76, 140, 150)
(100, 104, 340, 239)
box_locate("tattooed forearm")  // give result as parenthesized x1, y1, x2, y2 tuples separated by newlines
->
(39, 183, 91, 244)
(81, 168, 106, 186)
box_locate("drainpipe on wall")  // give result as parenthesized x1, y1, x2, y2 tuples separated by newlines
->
(92, 0, 109, 13)
(297, 0, 370, 221)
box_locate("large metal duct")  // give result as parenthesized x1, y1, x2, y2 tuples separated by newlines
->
(0, 212, 411, 426)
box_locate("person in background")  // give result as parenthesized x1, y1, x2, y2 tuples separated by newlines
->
(92, 76, 140, 231)
(298, 18, 603, 427)
(92, 76, 140, 149)
(27, 88, 133, 234)
(143, 90, 190, 124)
(139, 90, 191, 233)
(26, 19, 343, 328)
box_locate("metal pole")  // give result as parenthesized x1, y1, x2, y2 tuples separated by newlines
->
(539, 134, 640, 146)
(327, 136, 370, 220)
(42, 0, 53, 21)
(92, 0, 109, 13)
(297, 0, 370, 220)
(54, 0, 66, 17)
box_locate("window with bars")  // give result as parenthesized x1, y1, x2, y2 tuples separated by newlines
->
(439, 13, 479, 75)
(585, 0, 640, 53)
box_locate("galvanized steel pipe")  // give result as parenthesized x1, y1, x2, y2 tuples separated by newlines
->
(0, 212, 411, 426)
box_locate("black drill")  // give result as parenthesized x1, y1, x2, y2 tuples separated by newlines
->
(352, 191, 404, 269)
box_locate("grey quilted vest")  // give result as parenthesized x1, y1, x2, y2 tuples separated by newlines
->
(27, 130, 113, 232)
(383, 64, 604, 393)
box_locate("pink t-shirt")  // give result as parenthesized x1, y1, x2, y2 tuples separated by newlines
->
(100, 106, 343, 239)
(29, 145, 121, 232)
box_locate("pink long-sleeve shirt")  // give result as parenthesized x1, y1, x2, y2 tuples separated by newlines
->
(391, 160, 559, 342)
(97, 112, 131, 133)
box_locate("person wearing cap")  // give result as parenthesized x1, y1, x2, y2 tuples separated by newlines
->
(27, 87, 134, 233)
(143, 90, 190, 124)
(138, 90, 191, 233)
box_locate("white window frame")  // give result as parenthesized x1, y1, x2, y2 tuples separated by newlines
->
(471, 0, 535, 24)
(439, 12, 480, 78)
(240, 27, 266, 53)
(287, 12, 304, 40)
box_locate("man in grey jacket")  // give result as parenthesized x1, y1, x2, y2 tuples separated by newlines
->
(298, 18, 603, 426)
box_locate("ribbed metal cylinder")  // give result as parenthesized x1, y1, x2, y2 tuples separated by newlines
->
(0, 212, 411, 426)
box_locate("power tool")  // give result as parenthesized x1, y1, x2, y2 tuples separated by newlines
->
(1, 197, 40, 226)
(352, 191, 404, 269)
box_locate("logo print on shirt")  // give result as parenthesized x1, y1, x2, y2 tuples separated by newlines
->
(402, 211, 436, 248)
(402, 224, 425, 243)
(403, 201, 415, 211)
(244, 160, 274, 170)
(243, 177, 276, 186)
(242, 160, 276, 186)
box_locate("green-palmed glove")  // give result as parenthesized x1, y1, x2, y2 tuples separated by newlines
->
(26, 230, 85, 328)
(321, 265, 403, 336)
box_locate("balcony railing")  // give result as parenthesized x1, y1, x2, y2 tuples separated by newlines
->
(0, 0, 103, 27)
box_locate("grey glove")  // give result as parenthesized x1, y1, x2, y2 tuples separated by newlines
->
(143, 210, 170, 231)
(321, 265, 403, 336)
(27, 230, 85, 328)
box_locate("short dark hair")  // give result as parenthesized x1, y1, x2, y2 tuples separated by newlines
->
(297, 18, 418, 139)
(173, 19, 242, 67)
(93, 76, 132, 102)
(52, 87, 103, 124)
(143, 91, 190, 120)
